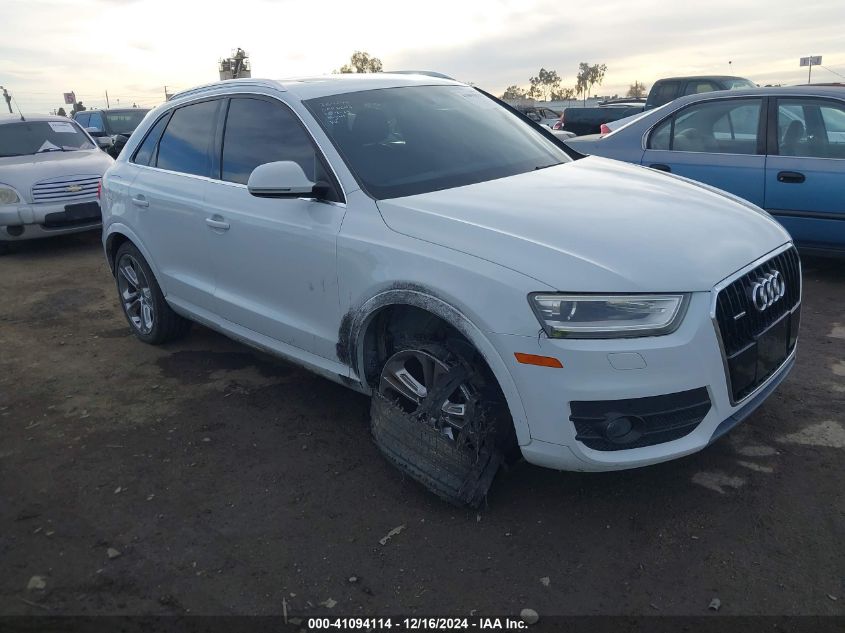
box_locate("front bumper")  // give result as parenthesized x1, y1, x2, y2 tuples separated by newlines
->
(0, 198, 102, 241)
(490, 291, 796, 472)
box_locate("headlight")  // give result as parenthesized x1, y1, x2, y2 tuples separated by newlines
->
(0, 186, 20, 205)
(529, 293, 689, 339)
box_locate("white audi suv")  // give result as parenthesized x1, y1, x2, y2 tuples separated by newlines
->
(99, 74, 800, 506)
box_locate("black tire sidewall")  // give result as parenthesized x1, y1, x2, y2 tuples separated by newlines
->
(114, 243, 170, 344)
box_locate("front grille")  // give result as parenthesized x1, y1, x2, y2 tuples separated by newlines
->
(714, 247, 801, 402)
(570, 387, 712, 451)
(32, 175, 100, 204)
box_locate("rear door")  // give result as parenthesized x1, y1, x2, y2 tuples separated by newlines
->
(204, 96, 347, 360)
(764, 96, 845, 251)
(127, 99, 222, 310)
(640, 97, 766, 206)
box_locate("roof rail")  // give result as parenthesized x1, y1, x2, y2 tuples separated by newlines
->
(169, 78, 282, 101)
(387, 70, 456, 81)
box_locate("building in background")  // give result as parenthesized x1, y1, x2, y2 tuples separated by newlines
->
(219, 48, 251, 80)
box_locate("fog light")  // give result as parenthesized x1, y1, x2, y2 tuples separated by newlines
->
(601, 414, 645, 444)
(6, 225, 24, 237)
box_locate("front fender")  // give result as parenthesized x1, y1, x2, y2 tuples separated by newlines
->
(347, 286, 532, 446)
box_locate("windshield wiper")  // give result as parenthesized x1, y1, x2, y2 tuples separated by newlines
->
(0, 153, 26, 157)
(534, 163, 561, 171)
(36, 147, 65, 153)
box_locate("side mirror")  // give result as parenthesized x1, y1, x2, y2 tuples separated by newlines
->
(247, 161, 321, 198)
(85, 126, 105, 136)
(94, 136, 112, 150)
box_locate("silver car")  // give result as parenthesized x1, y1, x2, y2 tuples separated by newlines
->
(0, 114, 113, 253)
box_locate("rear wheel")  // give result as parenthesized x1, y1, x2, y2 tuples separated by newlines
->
(371, 339, 510, 507)
(114, 242, 190, 344)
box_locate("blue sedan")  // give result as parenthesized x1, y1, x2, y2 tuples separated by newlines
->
(565, 86, 845, 256)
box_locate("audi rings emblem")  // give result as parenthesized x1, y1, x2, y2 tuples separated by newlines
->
(750, 270, 786, 312)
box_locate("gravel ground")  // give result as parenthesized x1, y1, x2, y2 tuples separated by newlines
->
(0, 232, 843, 619)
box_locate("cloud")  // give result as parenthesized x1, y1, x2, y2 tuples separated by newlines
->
(2, 0, 844, 112)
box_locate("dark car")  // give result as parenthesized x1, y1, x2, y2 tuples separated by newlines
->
(556, 76, 757, 136)
(645, 76, 757, 110)
(73, 108, 150, 158)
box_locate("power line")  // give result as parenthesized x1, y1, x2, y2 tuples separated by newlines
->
(820, 65, 845, 80)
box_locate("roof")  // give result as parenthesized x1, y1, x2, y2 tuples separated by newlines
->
(669, 84, 845, 106)
(168, 73, 462, 104)
(74, 107, 151, 113)
(0, 113, 78, 125)
(655, 75, 752, 83)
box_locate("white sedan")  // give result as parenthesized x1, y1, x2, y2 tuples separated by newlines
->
(0, 114, 113, 253)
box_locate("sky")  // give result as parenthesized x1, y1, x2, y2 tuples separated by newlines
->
(2, 0, 844, 114)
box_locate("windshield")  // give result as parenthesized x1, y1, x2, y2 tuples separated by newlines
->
(727, 79, 757, 90)
(0, 120, 95, 157)
(305, 85, 571, 199)
(105, 110, 150, 135)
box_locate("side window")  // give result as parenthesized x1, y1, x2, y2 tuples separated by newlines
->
(88, 112, 104, 131)
(132, 114, 170, 166)
(649, 99, 761, 154)
(156, 100, 220, 177)
(683, 81, 718, 96)
(651, 81, 679, 107)
(222, 97, 334, 196)
(76, 113, 89, 127)
(649, 117, 672, 150)
(778, 99, 845, 159)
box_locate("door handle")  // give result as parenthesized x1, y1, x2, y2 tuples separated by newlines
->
(649, 163, 672, 172)
(131, 196, 149, 208)
(205, 217, 230, 231)
(777, 171, 805, 184)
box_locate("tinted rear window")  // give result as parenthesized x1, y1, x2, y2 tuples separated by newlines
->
(156, 100, 220, 177)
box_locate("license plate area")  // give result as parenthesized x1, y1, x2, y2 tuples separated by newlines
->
(726, 307, 798, 401)
(43, 202, 101, 228)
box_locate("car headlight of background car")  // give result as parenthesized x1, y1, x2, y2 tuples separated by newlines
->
(529, 293, 689, 338)
(0, 185, 21, 205)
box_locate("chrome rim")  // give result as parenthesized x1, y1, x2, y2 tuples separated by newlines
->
(117, 254, 154, 335)
(378, 349, 478, 444)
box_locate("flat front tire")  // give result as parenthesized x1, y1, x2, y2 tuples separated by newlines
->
(371, 340, 508, 507)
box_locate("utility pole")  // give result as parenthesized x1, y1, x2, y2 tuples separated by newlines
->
(105, 90, 110, 108)
(1, 86, 12, 114)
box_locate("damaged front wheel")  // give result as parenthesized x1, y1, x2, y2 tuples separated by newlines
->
(371, 341, 507, 507)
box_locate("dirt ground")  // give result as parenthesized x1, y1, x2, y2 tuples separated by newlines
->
(1, 231, 843, 619)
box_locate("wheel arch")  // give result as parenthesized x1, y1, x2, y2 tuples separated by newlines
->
(103, 224, 163, 286)
(346, 285, 531, 446)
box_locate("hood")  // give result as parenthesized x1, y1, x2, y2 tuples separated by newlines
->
(376, 157, 790, 292)
(0, 150, 114, 203)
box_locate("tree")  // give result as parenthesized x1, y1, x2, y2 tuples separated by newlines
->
(576, 62, 608, 104)
(551, 87, 576, 102)
(70, 101, 86, 115)
(501, 85, 527, 100)
(337, 51, 383, 74)
(57, 107, 67, 117)
(626, 81, 647, 99)
(529, 68, 562, 102)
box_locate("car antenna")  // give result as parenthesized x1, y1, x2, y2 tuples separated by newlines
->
(11, 94, 25, 121)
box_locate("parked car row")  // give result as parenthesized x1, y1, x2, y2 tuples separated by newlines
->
(96, 73, 801, 505)
(565, 85, 845, 256)
(554, 75, 757, 136)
